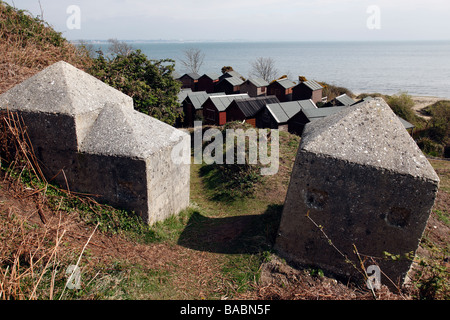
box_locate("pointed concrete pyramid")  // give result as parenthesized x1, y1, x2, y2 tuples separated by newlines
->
(300, 97, 439, 181)
(0, 61, 133, 115)
(0, 61, 134, 148)
(81, 103, 188, 159)
(276, 97, 440, 288)
(0, 61, 191, 225)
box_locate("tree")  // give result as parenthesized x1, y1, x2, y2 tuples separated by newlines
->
(107, 38, 134, 57)
(76, 40, 96, 59)
(89, 49, 182, 126)
(250, 57, 278, 82)
(180, 47, 205, 74)
(221, 66, 234, 74)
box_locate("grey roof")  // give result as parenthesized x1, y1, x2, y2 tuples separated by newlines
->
(200, 73, 220, 81)
(353, 96, 374, 105)
(302, 106, 347, 121)
(185, 91, 225, 110)
(233, 96, 279, 118)
(397, 117, 415, 130)
(271, 78, 296, 89)
(208, 94, 250, 112)
(335, 94, 356, 106)
(218, 76, 244, 87)
(177, 88, 192, 104)
(302, 79, 323, 91)
(180, 73, 201, 80)
(301, 105, 415, 130)
(247, 78, 269, 88)
(221, 70, 243, 79)
(266, 99, 318, 124)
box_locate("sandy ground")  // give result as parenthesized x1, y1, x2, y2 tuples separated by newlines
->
(411, 96, 447, 119)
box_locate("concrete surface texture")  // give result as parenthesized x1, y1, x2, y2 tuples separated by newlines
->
(0, 61, 190, 225)
(275, 98, 440, 289)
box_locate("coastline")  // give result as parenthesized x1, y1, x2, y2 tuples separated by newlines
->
(352, 92, 448, 119)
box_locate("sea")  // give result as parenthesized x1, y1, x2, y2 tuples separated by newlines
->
(92, 41, 450, 99)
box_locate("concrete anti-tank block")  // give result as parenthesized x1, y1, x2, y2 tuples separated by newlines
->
(0, 61, 133, 153)
(275, 98, 440, 288)
(0, 61, 190, 225)
(81, 103, 191, 224)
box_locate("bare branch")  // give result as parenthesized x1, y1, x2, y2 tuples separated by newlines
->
(250, 57, 279, 82)
(107, 38, 134, 57)
(180, 48, 205, 74)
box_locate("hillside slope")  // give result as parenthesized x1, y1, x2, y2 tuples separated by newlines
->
(0, 2, 91, 94)
(0, 3, 448, 301)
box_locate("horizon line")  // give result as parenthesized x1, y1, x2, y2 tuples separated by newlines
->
(70, 39, 450, 43)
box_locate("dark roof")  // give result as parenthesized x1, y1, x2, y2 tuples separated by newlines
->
(246, 78, 269, 88)
(184, 91, 225, 110)
(266, 100, 317, 124)
(233, 96, 279, 118)
(334, 94, 356, 106)
(200, 73, 220, 81)
(208, 94, 250, 112)
(180, 73, 201, 80)
(270, 78, 296, 89)
(300, 80, 323, 91)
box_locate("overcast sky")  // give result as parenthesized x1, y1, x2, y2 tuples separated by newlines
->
(6, 0, 450, 41)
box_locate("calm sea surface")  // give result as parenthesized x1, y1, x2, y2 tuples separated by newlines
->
(94, 41, 450, 98)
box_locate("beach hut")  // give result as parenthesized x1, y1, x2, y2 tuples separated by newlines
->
(262, 99, 318, 133)
(239, 78, 269, 97)
(178, 73, 201, 91)
(214, 76, 244, 95)
(292, 79, 324, 104)
(290, 106, 347, 135)
(323, 93, 356, 107)
(202, 94, 250, 126)
(219, 70, 244, 81)
(267, 78, 295, 102)
(197, 73, 220, 93)
(226, 95, 279, 127)
(181, 91, 225, 127)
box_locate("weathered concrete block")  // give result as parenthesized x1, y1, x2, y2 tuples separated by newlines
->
(81, 103, 190, 224)
(0, 61, 190, 225)
(275, 98, 439, 288)
(0, 61, 133, 152)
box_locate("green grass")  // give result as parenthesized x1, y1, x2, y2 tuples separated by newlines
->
(222, 254, 262, 294)
(5, 129, 447, 300)
(430, 159, 450, 193)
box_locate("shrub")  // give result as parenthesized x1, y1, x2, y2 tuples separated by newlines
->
(415, 100, 450, 158)
(88, 49, 182, 126)
(221, 66, 234, 74)
(417, 137, 444, 157)
(319, 82, 354, 101)
(385, 92, 417, 124)
(427, 101, 450, 144)
(0, 2, 92, 94)
(200, 122, 263, 201)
